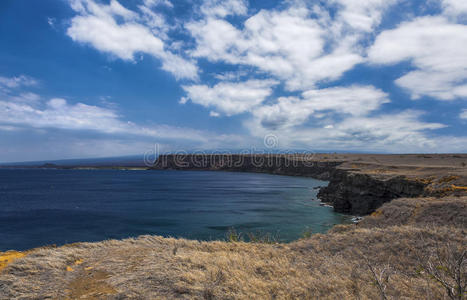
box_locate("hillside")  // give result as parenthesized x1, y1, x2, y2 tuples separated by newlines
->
(0, 154, 466, 299)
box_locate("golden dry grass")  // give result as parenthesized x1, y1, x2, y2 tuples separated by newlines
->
(0, 251, 26, 272)
(2, 154, 466, 298)
(0, 197, 465, 299)
(0, 226, 465, 298)
(359, 196, 467, 228)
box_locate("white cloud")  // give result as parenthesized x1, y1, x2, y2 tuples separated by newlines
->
(186, 0, 399, 91)
(143, 0, 173, 8)
(67, 0, 198, 80)
(0, 97, 128, 133)
(199, 0, 247, 17)
(47, 17, 56, 28)
(460, 109, 467, 119)
(8, 92, 41, 104)
(213, 70, 248, 81)
(301, 86, 389, 116)
(138, 5, 171, 40)
(442, 0, 467, 17)
(252, 85, 389, 129)
(187, 6, 329, 90)
(53, 1, 467, 153)
(0, 76, 40, 105)
(247, 110, 448, 152)
(368, 16, 467, 100)
(0, 75, 38, 89)
(181, 79, 278, 116)
(331, 0, 399, 32)
(0, 97, 246, 148)
(70, 0, 137, 19)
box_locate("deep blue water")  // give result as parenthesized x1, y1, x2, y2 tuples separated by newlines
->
(0, 169, 351, 251)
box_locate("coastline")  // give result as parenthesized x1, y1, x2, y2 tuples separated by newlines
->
(152, 153, 467, 214)
(1, 154, 466, 299)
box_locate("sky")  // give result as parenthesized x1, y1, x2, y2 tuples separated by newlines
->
(0, 0, 466, 162)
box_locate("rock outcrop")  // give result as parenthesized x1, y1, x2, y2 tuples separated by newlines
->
(151, 154, 465, 215)
(152, 154, 340, 179)
(317, 172, 426, 214)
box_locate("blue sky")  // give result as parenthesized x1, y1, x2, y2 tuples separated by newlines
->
(0, 0, 466, 162)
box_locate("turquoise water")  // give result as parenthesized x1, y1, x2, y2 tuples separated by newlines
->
(0, 169, 351, 251)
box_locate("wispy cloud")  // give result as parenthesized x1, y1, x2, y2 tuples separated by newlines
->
(246, 110, 451, 152)
(0, 78, 246, 151)
(0, 75, 38, 90)
(143, 0, 173, 9)
(460, 109, 467, 120)
(0, 96, 241, 145)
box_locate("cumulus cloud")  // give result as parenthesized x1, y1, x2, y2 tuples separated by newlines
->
(199, 0, 247, 17)
(181, 79, 277, 116)
(67, 0, 198, 80)
(331, 0, 399, 32)
(368, 16, 467, 100)
(442, 0, 467, 17)
(186, 0, 398, 91)
(252, 85, 389, 129)
(187, 6, 331, 90)
(58, 0, 466, 153)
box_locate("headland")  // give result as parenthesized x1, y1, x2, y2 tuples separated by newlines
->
(0, 154, 465, 299)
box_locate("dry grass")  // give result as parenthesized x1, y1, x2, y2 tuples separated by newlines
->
(0, 251, 26, 272)
(359, 196, 467, 229)
(2, 154, 466, 298)
(0, 196, 466, 299)
(0, 225, 465, 299)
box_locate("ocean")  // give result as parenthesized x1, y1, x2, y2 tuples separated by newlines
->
(0, 169, 351, 251)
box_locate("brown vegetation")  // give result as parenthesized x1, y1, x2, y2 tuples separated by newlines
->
(1, 153, 466, 299)
(359, 196, 467, 229)
(0, 197, 466, 299)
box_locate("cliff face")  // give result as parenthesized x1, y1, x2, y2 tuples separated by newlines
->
(152, 154, 430, 215)
(153, 154, 340, 179)
(3, 154, 465, 300)
(317, 172, 426, 214)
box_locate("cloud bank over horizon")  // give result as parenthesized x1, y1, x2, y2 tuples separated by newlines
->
(0, 0, 466, 162)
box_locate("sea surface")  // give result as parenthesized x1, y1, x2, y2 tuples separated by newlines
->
(0, 169, 351, 251)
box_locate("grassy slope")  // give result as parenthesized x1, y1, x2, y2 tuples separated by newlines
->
(1, 153, 466, 299)
(0, 196, 465, 299)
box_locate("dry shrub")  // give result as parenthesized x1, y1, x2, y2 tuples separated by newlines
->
(414, 242, 466, 300)
(359, 196, 467, 229)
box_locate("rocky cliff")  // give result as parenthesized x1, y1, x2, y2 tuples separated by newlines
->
(317, 172, 426, 214)
(151, 154, 458, 215)
(152, 154, 339, 179)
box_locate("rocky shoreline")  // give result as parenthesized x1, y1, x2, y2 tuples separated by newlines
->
(152, 153, 467, 215)
(1, 153, 466, 299)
